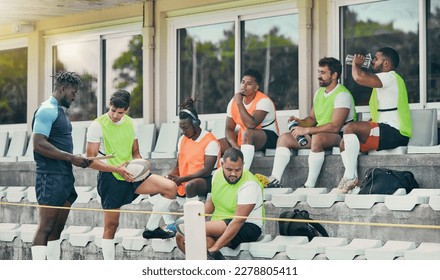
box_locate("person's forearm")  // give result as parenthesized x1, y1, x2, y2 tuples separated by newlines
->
(208, 219, 245, 251)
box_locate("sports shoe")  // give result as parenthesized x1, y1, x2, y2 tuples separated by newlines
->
(207, 250, 226, 260)
(266, 176, 284, 188)
(142, 227, 176, 239)
(335, 177, 359, 194)
(161, 223, 177, 235)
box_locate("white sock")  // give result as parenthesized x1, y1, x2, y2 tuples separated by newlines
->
(186, 195, 199, 202)
(271, 147, 291, 181)
(146, 195, 173, 230)
(304, 151, 325, 187)
(241, 144, 255, 170)
(101, 239, 115, 260)
(343, 134, 360, 179)
(46, 239, 61, 260)
(162, 214, 175, 225)
(31, 245, 47, 260)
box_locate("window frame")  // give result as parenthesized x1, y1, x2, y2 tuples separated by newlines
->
(44, 23, 143, 124)
(330, 0, 427, 113)
(167, 2, 300, 123)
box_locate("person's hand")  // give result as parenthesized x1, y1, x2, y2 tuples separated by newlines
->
(71, 154, 92, 168)
(291, 126, 308, 138)
(165, 174, 184, 186)
(288, 116, 300, 123)
(115, 162, 135, 182)
(233, 91, 244, 104)
(353, 54, 365, 67)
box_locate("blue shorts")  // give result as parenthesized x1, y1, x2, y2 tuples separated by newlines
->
(98, 171, 151, 209)
(224, 219, 262, 249)
(35, 173, 77, 206)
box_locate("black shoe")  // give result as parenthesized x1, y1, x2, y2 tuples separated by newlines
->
(207, 250, 226, 260)
(143, 227, 176, 239)
(267, 178, 284, 188)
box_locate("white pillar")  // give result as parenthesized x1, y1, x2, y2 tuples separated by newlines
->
(184, 200, 207, 260)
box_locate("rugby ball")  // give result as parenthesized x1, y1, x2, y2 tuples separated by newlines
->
(125, 159, 151, 182)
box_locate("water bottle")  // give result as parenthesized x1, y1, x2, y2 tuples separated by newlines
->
(288, 120, 308, 147)
(345, 53, 372, 69)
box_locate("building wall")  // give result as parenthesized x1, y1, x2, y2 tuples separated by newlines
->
(0, 0, 325, 127)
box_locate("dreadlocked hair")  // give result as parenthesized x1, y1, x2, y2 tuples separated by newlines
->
(178, 95, 202, 120)
(52, 71, 83, 88)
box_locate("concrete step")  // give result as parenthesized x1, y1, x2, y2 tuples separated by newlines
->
(325, 238, 382, 260)
(384, 189, 440, 211)
(285, 237, 348, 260)
(271, 188, 327, 207)
(364, 240, 416, 260)
(220, 234, 272, 257)
(344, 188, 406, 209)
(404, 242, 440, 260)
(248, 235, 309, 258)
(0, 223, 20, 242)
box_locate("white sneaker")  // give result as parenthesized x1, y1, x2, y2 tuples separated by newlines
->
(335, 177, 359, 194)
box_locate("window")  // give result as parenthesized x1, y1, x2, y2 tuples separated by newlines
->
(104, 34, 143, 118)
(0, 45, 27, 125)
(241, 14, 298, 110)
(339, 0, 419, 107)
(53, 40, 98, 121)
(49, 26, 143, 121)
(427, 0, 440, 103)
(172, 5, 299, 117)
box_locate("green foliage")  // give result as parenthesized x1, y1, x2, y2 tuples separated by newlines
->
(0, 48, 27, 124)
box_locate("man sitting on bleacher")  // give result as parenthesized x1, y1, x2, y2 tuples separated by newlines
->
(264, 57, 356, 188)
(175, 148, 264, 260)
(336, 47, 412, 194)
(161, 97, 220, 233)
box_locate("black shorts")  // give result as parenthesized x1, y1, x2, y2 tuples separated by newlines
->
(261, 130, 279, 151)
(378, 123, 410, 151)
(177, 176, 213, 198)
(97, 171, 151, 209)
(35, 173, 77, 206)
(223, 219, 262, 249)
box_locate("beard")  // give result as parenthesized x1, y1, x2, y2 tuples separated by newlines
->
(372, 63, 383, 74)
(60, 96, 71, 108)
(224, 173, 242, 184)
(318, 78, 331, 87)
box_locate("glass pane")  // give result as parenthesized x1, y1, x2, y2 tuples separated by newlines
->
(177, 22, 235, 114)
(53, 40, 98, 121)
(341, 0, 419, 106)
(104, 34, 143, 117)
(0, 47, 27, 124)
(242, 14, 299, 110)
(427, 0, 440, 102)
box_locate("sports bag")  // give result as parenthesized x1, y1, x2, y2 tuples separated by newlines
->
(278, 209, 329, 241)
(358, 167, 420, 195)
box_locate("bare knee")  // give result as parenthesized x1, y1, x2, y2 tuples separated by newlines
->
(241, 129, 255, 144)
(343, 122, 356, 134)
(310, 135, 325, 152)
(162, 181, 177, 199)
(277, 133, 293, 147)
(104, 220, 119, 238)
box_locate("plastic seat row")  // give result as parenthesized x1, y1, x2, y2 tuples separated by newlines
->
(2, 185, 440, 212)
(270, 187, 440, 211)
(2, 223, 439, 260)
(247, 235, 440, 260)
